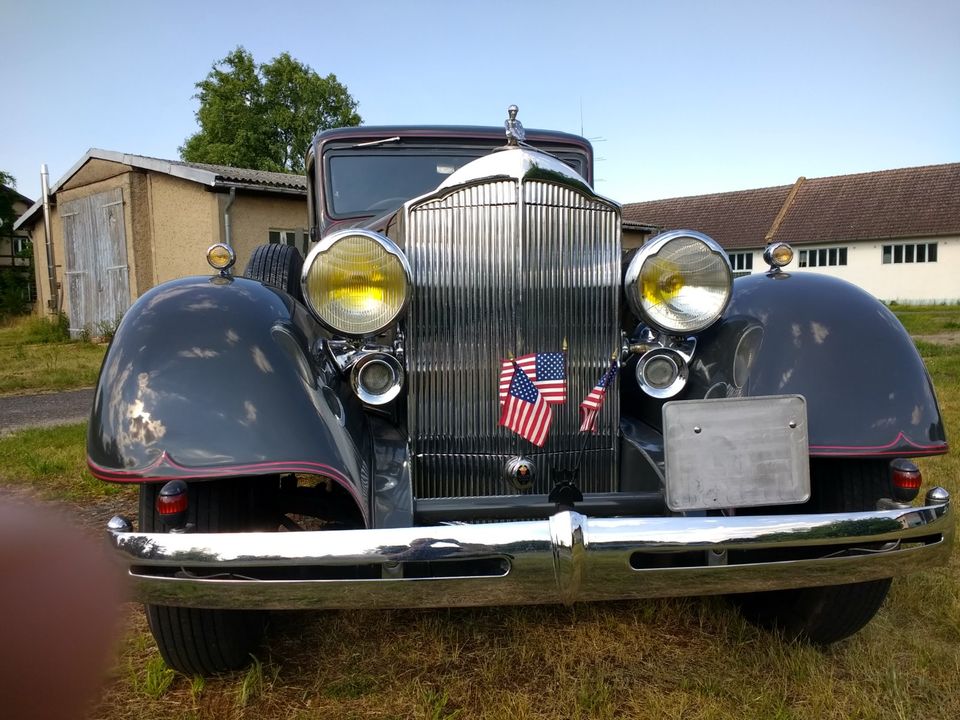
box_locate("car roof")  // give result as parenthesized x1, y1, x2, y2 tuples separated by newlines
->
(314, 125, 591, 150)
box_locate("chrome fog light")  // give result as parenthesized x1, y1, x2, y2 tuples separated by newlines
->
(636, 348, 689, 399)
(764, 242, 794, 269)
(351, 353, 404, 406)
(206, 243, 236, 272)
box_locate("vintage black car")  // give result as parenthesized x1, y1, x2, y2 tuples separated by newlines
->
(91, 107, 953, 675)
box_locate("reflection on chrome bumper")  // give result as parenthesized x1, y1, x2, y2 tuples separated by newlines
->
(109, 492, 952, 610)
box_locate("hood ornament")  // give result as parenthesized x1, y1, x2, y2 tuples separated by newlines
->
(505, 104, 525, 146)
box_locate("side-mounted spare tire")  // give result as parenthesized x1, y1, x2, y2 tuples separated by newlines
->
(244, 243, 304, 302)
(733, 460, 894, 645)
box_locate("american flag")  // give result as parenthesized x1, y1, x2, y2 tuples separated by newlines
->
(499, 363, 553, 446)
(499, 351, 566, 407)
(579, 360, 619, 433)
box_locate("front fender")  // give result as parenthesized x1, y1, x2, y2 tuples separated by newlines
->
(688, 272, 947, 457)
(86, 276, 371, 523)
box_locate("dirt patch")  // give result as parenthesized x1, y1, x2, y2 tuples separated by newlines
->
(913, 331, 960, 346)
(0, 482, 137, 537)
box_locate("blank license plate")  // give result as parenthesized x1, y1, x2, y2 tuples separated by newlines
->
(662, 395, 810, 512)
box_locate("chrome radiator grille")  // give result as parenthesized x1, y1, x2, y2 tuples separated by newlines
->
(405, 179, 621, 498)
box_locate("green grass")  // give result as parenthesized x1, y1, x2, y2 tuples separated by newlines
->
(0, 423, 123, 502)
(0, 313, 71, 345)
(891, 304, 960, 336)
(0, 314, 107, 394)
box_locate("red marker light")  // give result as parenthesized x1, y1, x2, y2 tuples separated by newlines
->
(890, 459, 922, 503)
(156, 480, 189, 527)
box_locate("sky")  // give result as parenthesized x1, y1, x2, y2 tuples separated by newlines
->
(2, 0, 958, 205)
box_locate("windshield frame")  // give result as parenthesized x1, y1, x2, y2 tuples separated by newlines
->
(317, 135, 592, 228)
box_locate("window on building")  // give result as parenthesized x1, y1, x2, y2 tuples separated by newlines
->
(798, 246, 848, 268)
(728, 252, 753, 274)
(881, 242, 938, 264)
(269, 229, 308, 255)
(269, 229, 298, 245)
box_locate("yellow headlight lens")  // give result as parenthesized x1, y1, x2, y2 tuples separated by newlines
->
(206, 243, 235, 271)
(626, 230, 732, 334)
(764, 242, 795, 268)
(302, 231, 410, 336)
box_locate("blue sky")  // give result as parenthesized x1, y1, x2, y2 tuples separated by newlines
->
(3, 0, 958, 204)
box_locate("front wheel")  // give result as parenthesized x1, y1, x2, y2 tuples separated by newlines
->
(140, 479, 274, 675)
(733, 460, 894, 645)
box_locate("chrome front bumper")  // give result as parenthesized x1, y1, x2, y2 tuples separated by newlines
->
(108, 490, 952, 610)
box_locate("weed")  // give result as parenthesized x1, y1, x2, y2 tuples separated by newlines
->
(575, 675, 614, 719)
(237, 655, 279, 708)
(419, 687, 461, 720)
(142, 654, 175, 699)
(95, 315, 123, 343)
(324, 674, 378, 699)
(189, 674, 205, 700)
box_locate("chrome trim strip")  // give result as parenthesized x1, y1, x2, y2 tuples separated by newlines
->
(111, 500, 952, 610)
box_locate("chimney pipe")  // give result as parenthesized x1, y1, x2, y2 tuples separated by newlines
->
(40, 164, 58, 314)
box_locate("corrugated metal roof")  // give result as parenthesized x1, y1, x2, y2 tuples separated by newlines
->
(14, 149, 306, 231)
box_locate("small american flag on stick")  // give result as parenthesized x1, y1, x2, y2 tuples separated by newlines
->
(499, 351, 566, 407)
(579, 359, 619, 433)
(499, 362, 553, 446)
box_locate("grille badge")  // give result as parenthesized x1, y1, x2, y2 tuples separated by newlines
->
(504, 456, 536, 491)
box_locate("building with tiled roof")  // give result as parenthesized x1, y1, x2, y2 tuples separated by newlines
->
(623, 162, 960, 303)
(14, 150, 307, 332)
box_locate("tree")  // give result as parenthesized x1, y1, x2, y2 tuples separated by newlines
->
(0, 170, 17, 233)
(0, 171, 32, 318)
(180, 48, 361, 173)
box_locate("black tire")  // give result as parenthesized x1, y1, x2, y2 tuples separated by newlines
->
(140, 479, 274, 675)
(733, 460, 894, 645)
(243, 243, 304, 301)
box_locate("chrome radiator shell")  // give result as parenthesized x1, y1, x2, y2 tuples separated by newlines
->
(404, 176, 622, 498)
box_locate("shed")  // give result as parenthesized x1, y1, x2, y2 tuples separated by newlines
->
(14, 150, 306, 335)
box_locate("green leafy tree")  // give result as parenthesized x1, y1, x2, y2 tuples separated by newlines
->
(0, 170, 17, 233)
(0, 171, 32, 318)
(180, 47, 361, 173)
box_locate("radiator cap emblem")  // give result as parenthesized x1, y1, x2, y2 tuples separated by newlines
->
(504, 104, 525, 146)
(504, 456, 536, 491)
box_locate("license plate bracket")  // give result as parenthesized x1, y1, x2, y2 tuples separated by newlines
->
(662, 395, 810, 511)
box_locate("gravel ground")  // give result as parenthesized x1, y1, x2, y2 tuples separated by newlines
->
(0, 388, 95, 435)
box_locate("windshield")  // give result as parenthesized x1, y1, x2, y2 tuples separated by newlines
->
(324, 146, 587, 218)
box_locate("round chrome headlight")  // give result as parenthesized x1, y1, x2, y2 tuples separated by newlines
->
(624, 229, 732, 334)
(301, 230, 411, 337)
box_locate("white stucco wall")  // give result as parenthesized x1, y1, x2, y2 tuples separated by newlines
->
(732, 237, 959, 304)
